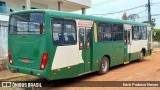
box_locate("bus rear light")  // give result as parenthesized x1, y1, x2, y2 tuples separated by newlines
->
(8, 50, 13, 65)
(40, 53, 48, 70)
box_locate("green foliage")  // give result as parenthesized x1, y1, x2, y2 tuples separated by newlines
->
(127, 14, 139, 21)
(153, 29, 160, 43)
(122, 12, 127, 20)
(143, 21, 156, 27)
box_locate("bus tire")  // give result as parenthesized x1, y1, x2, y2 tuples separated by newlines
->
(98, 57, 109, 75)
(138, 51, 144, 62)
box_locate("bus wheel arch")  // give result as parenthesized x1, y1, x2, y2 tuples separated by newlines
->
(98, 55, 110, 75)
(141, 48, 146, 56)
(138, 48, 146, 62)
(104, 55, 111, 67)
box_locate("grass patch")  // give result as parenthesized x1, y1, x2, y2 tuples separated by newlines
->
(153, 42, 160, 48)
(153, 45, 160, 48)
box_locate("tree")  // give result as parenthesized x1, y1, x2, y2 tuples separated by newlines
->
(122, 13, 140, 21)
(127, 14, 139, 21)
(142, 21, 156, 27)
(153, 29, 160, 43)
(121, 13, 156, 28)
(122, 12, 127, 20)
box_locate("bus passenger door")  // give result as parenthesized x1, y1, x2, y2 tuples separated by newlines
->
(124, 24, 133, 63)
(78, 27, 92, 73)
(124, 30, 131, 62)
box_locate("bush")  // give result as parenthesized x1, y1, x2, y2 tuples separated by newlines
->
(153, 29, 160, 43)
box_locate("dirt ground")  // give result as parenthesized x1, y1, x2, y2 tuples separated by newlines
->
(1, 49, 160, 90)
(43, 49, 160, 90)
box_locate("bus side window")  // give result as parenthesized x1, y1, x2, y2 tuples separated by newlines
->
(52, 18, 64, 45)
(112, 24, 123, 41)
(64, 20, 76, 45)
(97, 22, 112, 42)
(133, 26, 143, 40)
(104, 24, 112, 41)
(97, 26, 104, 42)
(133, 26, 138, 40)
(139, 26, 142, 40)
(52, 18, 76, 45)
(142, 27, 147, 40)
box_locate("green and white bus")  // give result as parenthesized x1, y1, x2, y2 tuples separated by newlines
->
(8, 9, 152, 80)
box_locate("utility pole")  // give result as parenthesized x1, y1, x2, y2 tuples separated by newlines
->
(148, 0, 152, 23)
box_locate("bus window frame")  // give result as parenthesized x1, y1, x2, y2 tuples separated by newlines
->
(97, 22, 124, 43)
(132, 26, 140, 40)
(97, 22, 112, 43)
(51, 17, 77, 46)
(142, 26, 147, 40)
(111, 24, 124, 41)
(132, 25, 147, 40)
(8, 12, 45, 35)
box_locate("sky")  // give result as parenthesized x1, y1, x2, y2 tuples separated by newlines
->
(73, 0, 160, 29)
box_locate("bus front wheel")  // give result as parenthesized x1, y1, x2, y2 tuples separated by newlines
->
(98, 57, 109, 75)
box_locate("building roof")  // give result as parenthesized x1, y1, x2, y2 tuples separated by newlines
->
(31, 0, 91, 12)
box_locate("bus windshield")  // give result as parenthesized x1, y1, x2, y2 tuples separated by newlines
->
(9, 13, 45, 34)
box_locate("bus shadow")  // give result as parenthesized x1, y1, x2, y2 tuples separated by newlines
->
(109, 59, 150, 71)
(38, 59, 150, 87)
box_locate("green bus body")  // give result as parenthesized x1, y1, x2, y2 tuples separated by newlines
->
(8, 9, 152, 80)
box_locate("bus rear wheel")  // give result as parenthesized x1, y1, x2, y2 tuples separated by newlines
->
(98, 57, 109, 75)
(138, 51, 144, 62)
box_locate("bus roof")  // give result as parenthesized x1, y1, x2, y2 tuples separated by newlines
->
(10, 9, 151, 27)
